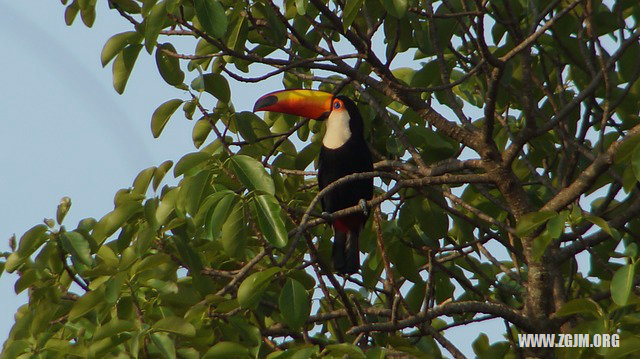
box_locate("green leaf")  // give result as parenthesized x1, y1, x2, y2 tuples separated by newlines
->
(611, 263, 636, 306)
(202, 73, 231, 103)
(343, 0, 363, 31)
(228, 155, 275, 194)
(325, 343, 366, 359)
(278, 279, 310, 330)
(144, 1, 167, 54)
(252, 194, 288, 248)
(207, 191, 238, 238)
(294, 0, 308, 15)
(80, 6, 96, 27)
(112, 44, 142, 94)
(155, 43, 185, 86)
(515, 210, 557, 237)
(203, 342, 250, 359)
(153, 316, 196, 337)
(56, 196, 72, 225)
(150, 332, 176, 359)
(16, 224, 48, 258)
(237, 267, 280, 308)
(110, 0, 141, 13)
(93, 319, 136, 341)
(555, 298, 603, 318)
(151, 99, 183, 138)
(382, 0, 408, 19)
(585, 214, 621, 240)
(235, 111, 261, 143)
(533, 211, 568, 260)
(174, 152, 211, 177)
(193, 0, 228, 38)
(220, 201, 247, 258)
(177, 170, 210, 216)
(132, 167, 156, 196)
(65, 2, 80, 25)
(61, 231, 93, 266)
(69, 288, 105, 320)
(92, 201, 141, 244)
(153, 160, 174, 190)
(632, 143, 640, 183)
(101, 31, 141, 67)
(606, 336, 640, 359)
(193, 118, 212, 148)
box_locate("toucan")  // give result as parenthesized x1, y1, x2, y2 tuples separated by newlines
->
(253, 89, 373, 274)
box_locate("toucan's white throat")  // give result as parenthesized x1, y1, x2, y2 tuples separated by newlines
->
(322, 109, 351, 149)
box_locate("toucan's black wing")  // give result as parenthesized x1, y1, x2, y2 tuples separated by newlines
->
(318, 139, 373, 214)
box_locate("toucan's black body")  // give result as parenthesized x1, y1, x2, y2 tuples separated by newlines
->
(318, 96, 373, 274)
(253, 90, 373, 274)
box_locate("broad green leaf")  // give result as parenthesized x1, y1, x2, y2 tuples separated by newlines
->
(132, 167, 156, 195)
(16, 224, 48, 258)
(92, 201, 141, 244)
(93, 319, 136, 341)
(174, 151, 211, 177)
(294, 0, 308, 15)
(605, 336, 640, 359)
(144, 2, 167, 54)
(203, 341, 250, 359)
(202, 73, 231, 103)
(193, 0, 228, 38)
(193, 118, 212, 148)
(237, 267, 280, 308)
(382, 0, 408, 19)
(278, 279, 310, 330)
(65, 2, 80, 25)
(156, 187, 179, 225)
(586, 215, 621, 240)
(61, 231, 93, 266)
(155, 43, 185, 86)
(69, 288, 105, 320)
(56, 196, 72, 225)
(177, 170, 210, 216)
(150, 332, 176, 359)
(325, 343, 366, 359)
(207, 191, 238, 238)
(110, 0, 141, 13)
(151, 99, 183, 138)
(252, 194, 287, 248)
(96, 245, 119, 271)
(220, 201, 247, 258)
(611, 263, 636, 306)
(343, 0, 363, 31)
(515, 211, 557, 237)
(153, 160, 174, 190)
(533, 211, 568, 260)
(80, 6, 96, 27)
(555, 298, 603, 318)
(153, 316, 196, 337)
(235, 111, 260, 143)
(101, 31, 141, 67)
(632, 143, 640, 183)
(228, 155, 275, 194)
(14, 268, 38, 294)
(112, 44, 142, 94)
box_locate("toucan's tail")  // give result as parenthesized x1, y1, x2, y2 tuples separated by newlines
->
(332, 228, 360, 274)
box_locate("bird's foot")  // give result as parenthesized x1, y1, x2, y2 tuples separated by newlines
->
(359, 198, 369, 216)
(321, 211, 331, 220)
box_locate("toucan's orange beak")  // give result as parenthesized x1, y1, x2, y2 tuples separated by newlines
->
(253, 89, 334, 120)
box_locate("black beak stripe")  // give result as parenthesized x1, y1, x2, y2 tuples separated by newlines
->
(253, 95, 278, 112)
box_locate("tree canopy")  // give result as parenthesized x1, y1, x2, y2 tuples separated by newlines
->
(3, 0, 640, 358)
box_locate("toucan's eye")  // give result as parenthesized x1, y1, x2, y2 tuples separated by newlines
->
(333, 101, 342, 109)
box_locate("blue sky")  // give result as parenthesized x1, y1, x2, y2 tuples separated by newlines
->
(0, 2, 511, 356)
